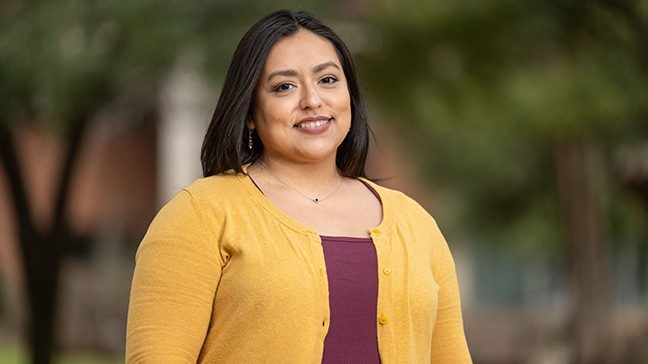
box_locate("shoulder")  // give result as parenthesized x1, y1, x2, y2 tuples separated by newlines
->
(152, 172, 248, 233)
(361, 178, 447, 248)
(139, 173, 246, 254)
(361, 179, 457, 277)
(361, 178, 436, 222)
(182, 171, 244, 204)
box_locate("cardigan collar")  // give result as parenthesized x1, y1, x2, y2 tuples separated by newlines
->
(236, 162, 393, 238)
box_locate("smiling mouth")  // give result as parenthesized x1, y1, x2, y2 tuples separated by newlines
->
(295, 118, 332, 128)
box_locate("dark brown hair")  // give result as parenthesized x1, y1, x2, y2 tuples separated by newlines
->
(201, 9, 372, 178)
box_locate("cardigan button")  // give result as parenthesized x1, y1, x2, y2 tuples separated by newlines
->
(378, 315, 389, 325)
(371, 228, 381, 235)
(383, 268, 391, 275)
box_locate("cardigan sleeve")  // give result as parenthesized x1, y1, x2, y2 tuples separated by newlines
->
(429, 219, 473, 364)
(125, 189, 222, 363)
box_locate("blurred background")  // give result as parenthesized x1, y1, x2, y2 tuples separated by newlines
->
(1, 0, 647, 363)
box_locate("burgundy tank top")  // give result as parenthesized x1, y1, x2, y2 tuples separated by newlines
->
(247, 174, 381, 362)
(320, 235, 380, 363)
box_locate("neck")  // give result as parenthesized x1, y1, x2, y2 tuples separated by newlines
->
(256, 154, 343, 193)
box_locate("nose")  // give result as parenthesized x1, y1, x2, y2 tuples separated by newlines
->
(299, 84, 322, 110)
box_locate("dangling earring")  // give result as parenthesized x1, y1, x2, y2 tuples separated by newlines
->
(248, 128, 253, 150)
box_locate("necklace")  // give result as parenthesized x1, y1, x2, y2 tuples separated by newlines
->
(258, 160, 344, 204)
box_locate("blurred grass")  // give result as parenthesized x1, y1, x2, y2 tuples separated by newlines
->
(0, 341, 120, 364)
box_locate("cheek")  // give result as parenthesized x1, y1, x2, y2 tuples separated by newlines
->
(337, 90, 352, 124)
(338, 88, 351, 114)
(258, 98, 293, 126)
(252, 106, 275, 134)
(323, 87, 351, 114)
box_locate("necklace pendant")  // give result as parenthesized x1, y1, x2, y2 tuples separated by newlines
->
(313, 198, 319, 203)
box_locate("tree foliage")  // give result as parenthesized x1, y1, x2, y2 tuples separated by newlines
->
(0, 0, 326, 130)
(0, 1, 324, 362)
(358, 0, 648, 252)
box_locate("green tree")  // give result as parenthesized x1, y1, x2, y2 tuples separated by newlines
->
(0, 3, 183, 362)
(358, 0, 648, 362)
(0, 1, 323, 362)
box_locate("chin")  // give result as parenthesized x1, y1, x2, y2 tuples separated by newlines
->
(296, 146, 338, 162)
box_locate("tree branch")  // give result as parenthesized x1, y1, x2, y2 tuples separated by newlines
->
(0, 122, 35, 235)
(50, 116, 89, 250)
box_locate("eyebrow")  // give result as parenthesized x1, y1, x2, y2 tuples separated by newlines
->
(266, 61, 341, 82)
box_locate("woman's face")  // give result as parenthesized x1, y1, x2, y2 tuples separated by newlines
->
(250, 29, 352, 165)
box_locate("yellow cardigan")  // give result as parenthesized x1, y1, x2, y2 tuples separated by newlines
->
(126, 164, 472, 363)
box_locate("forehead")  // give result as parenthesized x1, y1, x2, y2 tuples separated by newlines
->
(262, 29, 341, 74)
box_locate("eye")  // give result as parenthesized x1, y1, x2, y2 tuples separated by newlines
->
(320, 76, 338, 85)
(273, 83, 295, 93)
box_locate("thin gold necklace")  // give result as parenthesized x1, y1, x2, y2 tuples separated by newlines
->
(258, 160, 344, 204)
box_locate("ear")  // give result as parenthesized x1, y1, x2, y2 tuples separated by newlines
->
(246, 120, 256, 130)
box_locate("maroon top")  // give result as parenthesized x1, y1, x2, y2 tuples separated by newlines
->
(247, 174, 382, 362)
(321, 235, 380, 363)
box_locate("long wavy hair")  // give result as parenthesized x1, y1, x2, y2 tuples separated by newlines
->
(201, 9, 372, 178)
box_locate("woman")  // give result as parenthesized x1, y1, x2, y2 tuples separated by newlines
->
(126, 9, 471, 363)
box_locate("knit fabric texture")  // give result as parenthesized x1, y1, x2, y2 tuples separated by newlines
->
(125, 163, 472, 363)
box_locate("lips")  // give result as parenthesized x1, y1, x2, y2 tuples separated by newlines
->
(294, 116, 333, 128)
(293, 116, 333, 135)
(295, 118, 331, 128)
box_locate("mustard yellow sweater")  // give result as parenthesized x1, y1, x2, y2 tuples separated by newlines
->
(126, 164, 472, 363)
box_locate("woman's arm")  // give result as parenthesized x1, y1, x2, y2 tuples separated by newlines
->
(429, 220, 472, 364)
(125, 190, 222, 363)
